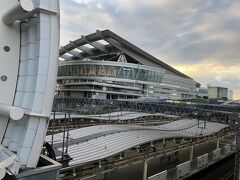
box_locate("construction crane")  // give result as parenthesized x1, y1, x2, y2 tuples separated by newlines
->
(0, 0, 60, 179)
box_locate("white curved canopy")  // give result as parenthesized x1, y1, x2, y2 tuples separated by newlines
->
(47, 119, 228, 166)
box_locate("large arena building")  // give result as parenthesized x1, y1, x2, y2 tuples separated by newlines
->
(58, 30, 199, 100)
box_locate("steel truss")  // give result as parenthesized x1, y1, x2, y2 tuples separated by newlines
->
(53, 98, 240, 123)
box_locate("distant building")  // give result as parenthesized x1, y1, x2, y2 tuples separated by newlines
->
(228, 90, 233, 101)
(208, 86, 228, 102)
(197, 87, 208, 99)
(58, 30, 199, 100)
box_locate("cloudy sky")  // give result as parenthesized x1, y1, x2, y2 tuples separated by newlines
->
(60, 0, 240, 99)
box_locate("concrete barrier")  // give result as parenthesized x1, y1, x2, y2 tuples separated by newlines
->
(177, 161, 191, 178)
(197, 153, 208, 169)
(224, 145, 231, 155)
(148, 170, 167, 180)
(213, 148, 221, 161)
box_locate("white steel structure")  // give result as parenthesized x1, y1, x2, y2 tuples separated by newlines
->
(0, 0, 59, 178)
(46, 119, 228, 166)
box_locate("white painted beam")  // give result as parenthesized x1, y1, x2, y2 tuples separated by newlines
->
(143, 160, 148, 180)
(2, 0, 34, 25)
(0, 104, 24, 120)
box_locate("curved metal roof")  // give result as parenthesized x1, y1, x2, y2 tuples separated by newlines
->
(50, 111, 179, 121)
(60, 29, 192, 79)
(47, 119, 228, 166)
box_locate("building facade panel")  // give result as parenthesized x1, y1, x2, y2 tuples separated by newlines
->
(208, 86, 228, 100)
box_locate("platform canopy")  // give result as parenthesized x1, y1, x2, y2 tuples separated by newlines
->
(46, 119, 228, 166)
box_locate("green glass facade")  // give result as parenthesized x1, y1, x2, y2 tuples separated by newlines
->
(58, 63, 164, 84)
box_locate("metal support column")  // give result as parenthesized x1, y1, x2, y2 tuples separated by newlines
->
(143, 159, 148, 180)
(62, 113, 66, 160)
(51, 111, 56, 147)
(190, 145, 194, 161)
(65, 113, 70, 154)
(216, 138, 220, 149)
